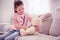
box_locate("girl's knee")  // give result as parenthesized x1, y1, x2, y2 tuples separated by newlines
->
(4, 37, 10, 40)
(4, 37, 14, 40)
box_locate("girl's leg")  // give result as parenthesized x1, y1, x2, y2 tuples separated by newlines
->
(4, 31, 20, 40)
(0, 30, 15, 40)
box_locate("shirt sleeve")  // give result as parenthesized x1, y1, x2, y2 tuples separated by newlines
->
(13, 13, 22, 26)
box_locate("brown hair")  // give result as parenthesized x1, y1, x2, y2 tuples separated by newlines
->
(14, 0, 23, 13)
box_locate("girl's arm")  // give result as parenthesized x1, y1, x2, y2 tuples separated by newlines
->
(14, 19, 27, 29)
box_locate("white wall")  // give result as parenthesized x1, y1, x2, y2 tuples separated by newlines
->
(51, 0, 60, 17)
(0, 0, 14, 24)
(0, 0, 2, 22)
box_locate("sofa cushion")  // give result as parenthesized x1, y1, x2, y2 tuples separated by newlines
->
(49, 13, 60, 36)
(39, 13, 53, 34)
(55, 36, 60, 40)
(15, 33, 55, 40)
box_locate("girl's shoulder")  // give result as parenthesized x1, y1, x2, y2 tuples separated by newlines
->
(13, 13, 19, 19)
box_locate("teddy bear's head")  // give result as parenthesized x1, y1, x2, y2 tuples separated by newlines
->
(31, 17, 42, 26)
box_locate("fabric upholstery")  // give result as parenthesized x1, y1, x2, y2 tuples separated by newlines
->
(55, 36, 60, 40)
(15, 33, 55, 40)
(49, 13, 60, 36)
(39, 13, 53, 34)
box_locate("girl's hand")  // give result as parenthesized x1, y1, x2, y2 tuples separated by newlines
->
(14, 19, 28, 29)
(14, 19, 21, 29)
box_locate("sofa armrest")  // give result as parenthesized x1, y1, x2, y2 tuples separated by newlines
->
(3, 25, 13, 33)
(40, 13, 52, 22)
(38, 13, 53, 34)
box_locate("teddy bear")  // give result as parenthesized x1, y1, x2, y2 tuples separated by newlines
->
(20, 16, 42, 36)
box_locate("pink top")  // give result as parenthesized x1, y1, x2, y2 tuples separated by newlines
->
(13, 13, 31, 30)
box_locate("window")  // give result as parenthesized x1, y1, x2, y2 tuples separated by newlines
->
(23, 0, 50, 16)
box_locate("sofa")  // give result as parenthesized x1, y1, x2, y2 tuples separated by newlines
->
(4, 13, 60, 40)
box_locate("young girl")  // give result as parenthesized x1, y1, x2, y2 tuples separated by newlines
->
(20, 17, 42, 36)
(0, 0, 32, 40)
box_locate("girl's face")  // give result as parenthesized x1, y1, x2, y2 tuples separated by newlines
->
(16, 5, 24, 15)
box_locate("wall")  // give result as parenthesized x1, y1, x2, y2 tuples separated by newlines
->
(0, 0, 2, 23)
(51, 0, 60, 17)
(0, 0, 14, 24)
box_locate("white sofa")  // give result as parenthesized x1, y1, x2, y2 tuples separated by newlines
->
(4, 13, 60, 40)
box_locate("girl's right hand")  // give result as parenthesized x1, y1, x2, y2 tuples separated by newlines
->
(14, 19, 28, 29)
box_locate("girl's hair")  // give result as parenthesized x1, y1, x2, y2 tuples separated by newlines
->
(14, 0, 23, 12)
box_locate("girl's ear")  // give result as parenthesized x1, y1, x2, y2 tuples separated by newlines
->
(14, 8, 17, 13)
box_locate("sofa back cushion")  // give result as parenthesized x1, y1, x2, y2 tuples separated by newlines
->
(49, 13, 60, 36)
(39, 13, 53, 34)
